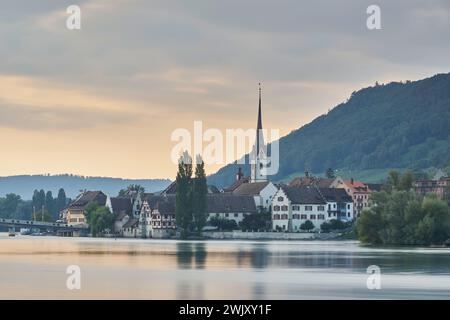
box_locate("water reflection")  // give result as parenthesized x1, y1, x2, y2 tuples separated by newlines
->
(0, 236, 450, 299)
(176, 242, 207, 269)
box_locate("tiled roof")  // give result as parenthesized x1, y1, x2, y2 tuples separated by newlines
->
(280, 186, 326, 204)
(162, 182, 221, 194)
(345, 180, 371, 193)
(206, 194, 257, 214)
(232, 181, 270, 196)
(68, 191, 107, 210)
(223, 177, 250, 192)
(318, 188, 353, 203)
(123, 218, 138, 229)
(110, 197, 133, 216)
(289, 177, 334, 188)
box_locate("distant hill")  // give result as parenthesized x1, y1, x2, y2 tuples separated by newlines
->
(208, 73, 450, 188)
(0, 174, 171, 200)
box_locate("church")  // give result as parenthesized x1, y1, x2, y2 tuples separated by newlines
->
(224, 84, 278, 212)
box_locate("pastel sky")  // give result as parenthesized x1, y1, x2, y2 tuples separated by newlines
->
(1, 0, 449, 179)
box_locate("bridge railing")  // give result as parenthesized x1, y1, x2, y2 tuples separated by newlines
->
(0, 218, 88, 230)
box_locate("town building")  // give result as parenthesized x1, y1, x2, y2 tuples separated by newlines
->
(65, 191, 107, 226)
(331, 177, 373, 217)
(232, 180, 278, 211)
(289, 173, 336, 188)
(206, 193, 257, 225)
(413, 176, 450, 201)
(271, 186, 353, 232)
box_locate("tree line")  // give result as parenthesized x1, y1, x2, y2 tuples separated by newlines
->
(357, 171, 450, 246)
(0, 188, 69, 222)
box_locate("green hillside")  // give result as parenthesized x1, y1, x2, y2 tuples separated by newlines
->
(208, 73, 450, 188)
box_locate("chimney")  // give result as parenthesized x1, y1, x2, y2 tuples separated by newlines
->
(351, 178, 354, 185)
(236, 167, 244, 181)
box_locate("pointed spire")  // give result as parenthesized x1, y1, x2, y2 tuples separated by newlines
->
(256, 82, 263, 153)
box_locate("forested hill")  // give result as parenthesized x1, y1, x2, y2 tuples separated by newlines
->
(0, 175, 171, 200)
(208, 73, 450, 188)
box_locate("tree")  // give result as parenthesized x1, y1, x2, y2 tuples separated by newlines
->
(208, 216, 238, 231)
(320, 219, 348, 233)
(387, 170, 401, 189)
(192, 155, 207, 233)
(241, 209, 271, 231)
(56, 188, 67, 214)
(326, 168, 336, 179)
(357, 190, 450, 246)
(118, 184, 145, 197)
(300, 220, 315, 232)
(85, 202, 115, 237)
(175, 151, 193, 238)
(45, 191, 55, 219)
(400, 171, 414, 191)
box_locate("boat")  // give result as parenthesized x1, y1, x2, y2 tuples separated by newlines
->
(20, 228, 31, 235)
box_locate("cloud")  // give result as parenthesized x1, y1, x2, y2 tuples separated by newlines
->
(0, 100, 140, 131)
(0, 0, 449, 177)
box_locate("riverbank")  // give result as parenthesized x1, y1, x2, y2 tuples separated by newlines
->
(202, 231, 341, 240)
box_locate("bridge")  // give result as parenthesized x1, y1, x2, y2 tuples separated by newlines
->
(0, 218, 89, 236)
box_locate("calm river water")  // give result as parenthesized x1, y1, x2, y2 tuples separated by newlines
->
(0, 234, 449, 299)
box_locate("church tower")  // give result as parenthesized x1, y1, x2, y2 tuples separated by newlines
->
(251, 83, 268, 183)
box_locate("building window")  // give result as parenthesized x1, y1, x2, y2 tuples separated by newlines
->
(310, 214, 316, 220)
(292, 205, 300, 211)
(225, 213, 229, 218)
(305, 206, 313, 211)
(333, 204, 336, 208)
(318, 214, 325, 220)
(278, 196, 284, 201)
(318, 206, 325, 211)
(347, 204, 351, 210)
(274, 214, 280, 220)
(281, 205, 288, 211)
(300, 214, 307, 219)
(273, 205, 280, 211)
(328, 204, 331, 210)
(281, 214, 288, 220)
(234, 213, 238, 218)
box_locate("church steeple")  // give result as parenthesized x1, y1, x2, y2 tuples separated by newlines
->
(251, 83, 267, 183)
(256, 83, 264, 154)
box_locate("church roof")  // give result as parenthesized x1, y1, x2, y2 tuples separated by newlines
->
(232, 181, 270, 196)
(223, 177, 250, 192)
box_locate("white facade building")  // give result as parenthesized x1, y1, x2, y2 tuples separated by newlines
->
(271, 186, 354, 232)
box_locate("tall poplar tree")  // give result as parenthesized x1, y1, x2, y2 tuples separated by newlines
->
(175, 151, 193, 238)
(192, 155, 208, 234)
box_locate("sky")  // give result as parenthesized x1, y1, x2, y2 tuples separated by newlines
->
(0, 0, 449, 179)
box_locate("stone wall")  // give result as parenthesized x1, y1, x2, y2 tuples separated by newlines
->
(202, 231, 340, 240)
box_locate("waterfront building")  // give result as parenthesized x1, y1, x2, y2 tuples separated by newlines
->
(331, 177, 373, 217)
(271, 186, 353, 232)
(206, 193, 257, 225)
(65, 191, 107, 226)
